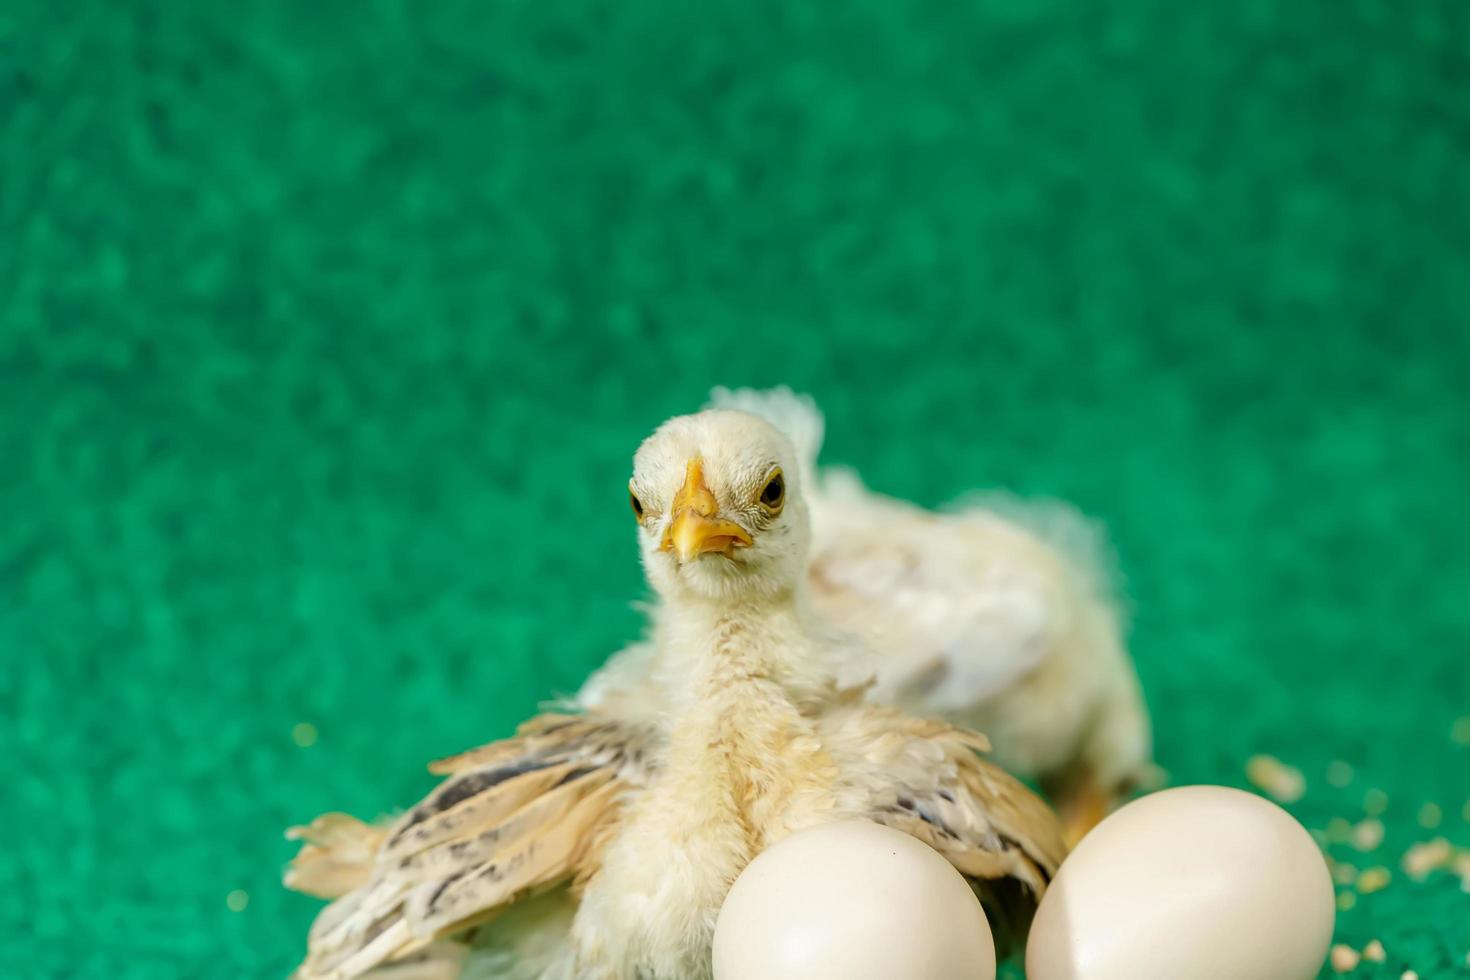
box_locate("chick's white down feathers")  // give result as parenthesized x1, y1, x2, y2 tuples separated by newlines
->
(287, 404, 1070, 980)
(588, 388, 1151, 814)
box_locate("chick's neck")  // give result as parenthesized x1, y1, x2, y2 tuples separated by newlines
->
(653, 585, 826, 706)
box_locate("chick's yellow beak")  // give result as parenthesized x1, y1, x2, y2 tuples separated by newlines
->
(660, 458, 753, 562)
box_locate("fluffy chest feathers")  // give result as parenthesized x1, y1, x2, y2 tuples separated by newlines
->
(653, 605, 844, 850)
(671, 637, 840, 846)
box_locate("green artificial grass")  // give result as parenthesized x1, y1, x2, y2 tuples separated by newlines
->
(3, 0, 1469, 976)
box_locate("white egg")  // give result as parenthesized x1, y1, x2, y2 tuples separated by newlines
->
(713, 819, 996, 980)
(1026, 785, 1335, 980)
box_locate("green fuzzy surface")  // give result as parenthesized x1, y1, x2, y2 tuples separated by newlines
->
(3, 0, 1469, 976)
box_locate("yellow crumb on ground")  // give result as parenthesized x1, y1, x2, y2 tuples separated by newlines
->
(1337, 891, 1357, 911)
(1362, 939, 1385, 962)
(1402, 838, 1454, 879)
(1452, 715, 1470, 745)
(1462, 799, 1470, 823)
(1417, 803, 1442, 829)
(1246, 754, 1306, 803)
(1357, 866, 1392, 894)
(292, 722, 318, 748)
(1364, 788, 1389, 816)
(1326, 817, 1353, 844)
(1400, 971, 1418, 980)
(1330, 945, 1360, 972)
(1326, 760, 1354, 788)
(226, 889, 249, 912)
(1352, 819, 1385, 852)
(1332, 861, 1357, 885)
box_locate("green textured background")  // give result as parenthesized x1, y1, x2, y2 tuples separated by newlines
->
(4, 1, 1469, 976)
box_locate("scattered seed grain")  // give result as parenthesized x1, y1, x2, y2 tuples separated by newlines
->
(1402, 838, 1453, 880)
(1247, 754, 1305, 803)
(1330, 945, 1360, 972)
(1357, 866, 1391, 893)
(1352, 819, 1384, 852)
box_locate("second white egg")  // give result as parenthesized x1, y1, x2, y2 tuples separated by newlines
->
(1026, 785, 1335, 980)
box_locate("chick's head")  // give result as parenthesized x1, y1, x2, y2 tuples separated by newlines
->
(629, 409, 809, 601)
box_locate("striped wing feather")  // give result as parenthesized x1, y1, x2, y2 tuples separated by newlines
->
(286, 712, 659, 980)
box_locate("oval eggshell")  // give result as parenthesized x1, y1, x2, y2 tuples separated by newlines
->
(1026, 785, 1335, 980)
(713, 819, 996, 980)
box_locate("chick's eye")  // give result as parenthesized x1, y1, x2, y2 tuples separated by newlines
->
(759, 471, 785, 510)
(629, 491, 645, 519)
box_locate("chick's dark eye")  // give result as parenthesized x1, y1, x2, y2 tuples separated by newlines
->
(759, 472, 785, 508)
(629, 491, 644, 519)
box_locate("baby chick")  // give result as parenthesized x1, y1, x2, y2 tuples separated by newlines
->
(287, 409, 1065, 980)
(583, 388, 1150, 841)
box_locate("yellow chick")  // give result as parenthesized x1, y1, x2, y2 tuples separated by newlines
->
(583, 388, 1150, 841)
(286, 408, 1065, 980)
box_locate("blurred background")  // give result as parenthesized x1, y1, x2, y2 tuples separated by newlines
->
(3, 1, 1468, 976)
